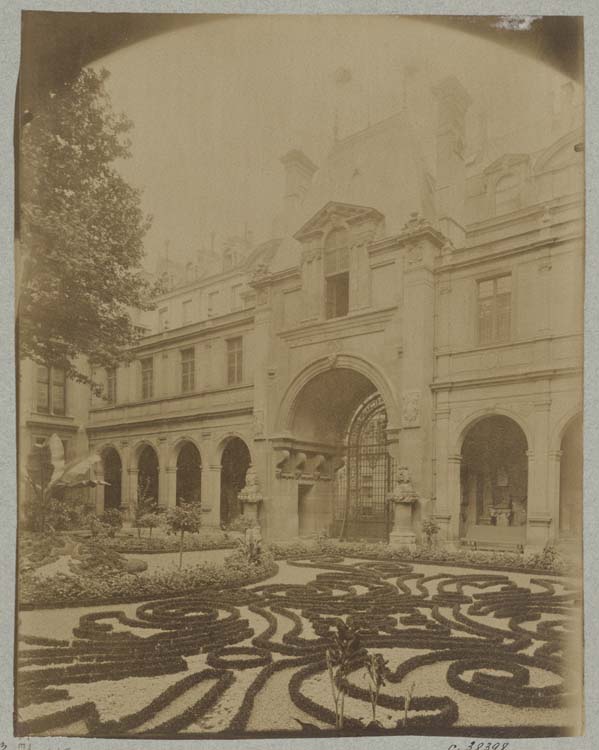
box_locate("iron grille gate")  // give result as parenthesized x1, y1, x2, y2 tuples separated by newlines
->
(333, 393, 395, 541)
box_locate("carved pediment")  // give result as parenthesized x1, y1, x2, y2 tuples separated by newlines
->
(293, 201, 384, 243)
(483, 153, 530, 177)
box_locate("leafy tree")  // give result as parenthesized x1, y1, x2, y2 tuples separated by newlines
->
(18, 67, 157, 391)
(165, 501, 202, 569)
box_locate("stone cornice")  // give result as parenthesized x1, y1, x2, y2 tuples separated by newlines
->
(278, 304, 398, 345)
(131, 311, 255, 352)
(435, 232, 582, 274)
(431, 365, 582, 392)
(87, 404, 254, 434)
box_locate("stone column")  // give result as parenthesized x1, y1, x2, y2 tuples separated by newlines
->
(548, 449, 563, 543)
(202, 464, 222, 527)
(432, 403, 455, 544)
(157, 438, 169, 509)
(446, 454, 463, 544)
(94, 464, 105, 515)
(526, 399, 553, 551)
(126, 467, 139, 516)
(119, 441, 131, 518)
(165, 466, 177, 509)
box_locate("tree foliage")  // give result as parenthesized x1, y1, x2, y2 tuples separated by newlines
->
(18, 67, 157, 390)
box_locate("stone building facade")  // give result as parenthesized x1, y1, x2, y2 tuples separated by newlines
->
(22, 76, 583, 551)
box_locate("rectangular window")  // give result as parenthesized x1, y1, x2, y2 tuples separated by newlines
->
(182, 299, 193, 325)
(478, 274, 512, 345)
(106, 367, 117, 405)
(181, 347, 195, 393)
(36, 366, 66, 415)
(51, 368, 66, 415)
(226, 337, 243, 385)
(158, 307, 169, 330)
(231, 284, 243, 312)
(208, 291, 219, 316)
(36, 365, 50, 413)
(325, 273, 350, 319)
(140, 357, 154, 400)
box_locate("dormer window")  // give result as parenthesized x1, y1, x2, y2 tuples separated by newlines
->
(158, 307, 169, 331)
(324, 228, 350, 319)
(494, 173, 520, 215)
(223, 250, 235, 272)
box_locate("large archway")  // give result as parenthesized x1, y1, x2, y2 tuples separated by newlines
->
(559, 415, 582, 539)
(176, 442, 202, 506)
(286, 366, 394, 541)
(138, 445, 159, 505)
(102, 448, 122, 510)
(220, 437, 251, 526)
(459, 415, 528, 545)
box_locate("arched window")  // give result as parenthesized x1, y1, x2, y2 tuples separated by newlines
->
(324, 228, 350, 319)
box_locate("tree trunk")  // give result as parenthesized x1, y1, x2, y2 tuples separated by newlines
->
(179, 530, 184, 569)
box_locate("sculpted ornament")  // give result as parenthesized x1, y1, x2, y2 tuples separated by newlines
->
(387, 465, 418, 549)
(402, 390, 421, 428)
(406, 241, 424, 267)
(387, 465, 419, 506)
(251, 261, 270, 281)
(238, 465, 262, 506)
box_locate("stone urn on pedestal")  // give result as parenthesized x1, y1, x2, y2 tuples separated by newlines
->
(237, 464, 263, 528)
(386, 465, 418, 550)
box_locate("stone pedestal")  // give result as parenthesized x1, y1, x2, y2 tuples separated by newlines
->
(387, 465, 418, 550)
(238, 464, 263, 527)
(389, 501, 417, 549)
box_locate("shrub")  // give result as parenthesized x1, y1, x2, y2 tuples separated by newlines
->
(133, 477, 160, 537)
(137, 512, 161, 538)
(225, 515, 257, 534)
(101, 532, 236, 555)
(265, 537, 573, 576)
(100, 508, 123, 531)
(165, 502, 203, 569)
(420, 517, 440, 548)
(18, 551, 277, 608)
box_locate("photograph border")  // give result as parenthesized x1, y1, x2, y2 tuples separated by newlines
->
(1, 2, 597, 749)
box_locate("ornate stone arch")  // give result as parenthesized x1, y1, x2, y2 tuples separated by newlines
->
(96, 442, 123, 465)
(452, 405, 532, 457)
(276, 353, 401, 435)
(213, 432, 254, 466)
(533, 129, 583, 174)
(169, 435, 203, 470)
(550, 406, 583, 455)
(132, 439, 160, 466)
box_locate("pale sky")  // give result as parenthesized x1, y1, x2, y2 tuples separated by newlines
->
(94, 15, 580, 271)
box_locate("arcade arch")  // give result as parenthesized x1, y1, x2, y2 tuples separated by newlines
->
(175, 441, 202, 506)
(459, 415, 528, 543)
(220, 437, 251, 526)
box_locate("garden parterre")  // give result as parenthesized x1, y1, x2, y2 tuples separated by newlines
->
(16, 555, 581, 739)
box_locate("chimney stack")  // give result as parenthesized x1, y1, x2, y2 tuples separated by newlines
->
(280, 149, 318, 217)
(432, 76, 471, 244)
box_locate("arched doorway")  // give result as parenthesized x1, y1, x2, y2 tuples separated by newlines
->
(285, 366, 394, 541)
(176, 442, 202, 506)
(102, 448, 122, 510)
(138, 445, 159, 505)
(220, 437, 251, 526)
(336, 393, 393, 540)
(559, 415, 582, 539)
(460, 415, 528, 544)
